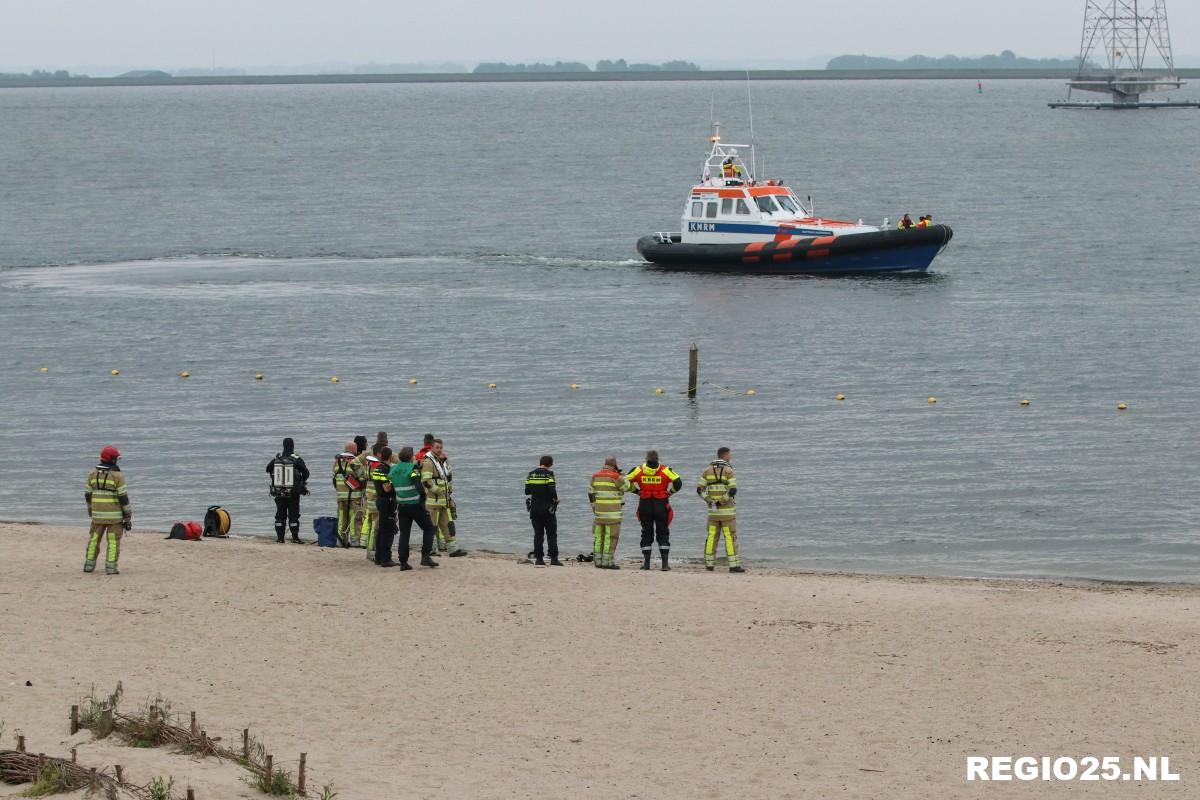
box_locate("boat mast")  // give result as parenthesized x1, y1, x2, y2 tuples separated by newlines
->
(745, 71, 757, 182)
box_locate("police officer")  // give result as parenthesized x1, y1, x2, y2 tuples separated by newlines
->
(84, 445, 131, 574)
(267, 437, 310, 543)
(626, 450, 683, 571)
(698, 446, 744, 573)
(369, 446, 396, 565)
(525, 455, 561, 566)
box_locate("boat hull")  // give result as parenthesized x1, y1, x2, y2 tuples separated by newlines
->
(637, 225, 953, 274)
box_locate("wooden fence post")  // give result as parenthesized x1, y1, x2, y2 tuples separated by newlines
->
(298, 753, 307, 792)
(265, 754, 273, 782)
(190, 712, 197, 736)
(115, 765, 124, 782)
(70, 705, 80, 734)
(70, 748, 77, 763)
(242, 729, 249, 760)
(16, 735, 25, 753)
(186, 789, 195, 800)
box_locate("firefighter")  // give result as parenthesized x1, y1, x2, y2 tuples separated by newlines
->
(626, 450, 683, 571)
(524, 455, 561, 566)
(588, 456, 627, 569)
(363, 443, 386, 561)
(421, 438, 466, 557)
(267, 437, 310, 543)
(84, 445, 131, 574)
(698, 446, 744, 573)
(344, 435, 369, 547)
(332, 441, 358, 547)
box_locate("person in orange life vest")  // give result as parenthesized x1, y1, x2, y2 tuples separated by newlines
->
(626, 450, 683, 571)
(916, 214, 932, 228)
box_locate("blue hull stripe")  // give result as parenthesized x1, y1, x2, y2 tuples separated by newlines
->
(686, 221, 832, 236)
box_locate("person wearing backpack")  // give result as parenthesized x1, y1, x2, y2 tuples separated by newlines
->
(267, 438, 310, 543)
(332, 441, 359, 547)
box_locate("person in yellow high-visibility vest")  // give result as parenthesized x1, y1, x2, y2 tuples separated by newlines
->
(84, 445, 131, 575)
(332, 441, 358, 547)
(345, 434, 369, 547)
(421, 438, 466, 557)
(697, 446, 744, 573)
(588, 457, 628, 568)
(361, 443, 384, 559)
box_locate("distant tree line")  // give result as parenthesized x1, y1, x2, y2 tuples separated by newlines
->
(827, 51, 1082, 70)
(0, 69, 83, 79)
(473, 59, 700, 74)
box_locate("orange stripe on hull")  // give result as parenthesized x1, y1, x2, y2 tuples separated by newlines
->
(812, 236, 836, 247)
(743, 241, 767, 254)
(773, 253, 792, 263)
(807, 248, 831, 258)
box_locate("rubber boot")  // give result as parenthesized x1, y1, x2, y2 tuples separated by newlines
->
(641, 551, 651, 570)
(550, 559, 563, 566)
(660, 550, 670, 572)
(730, 566, 746, 573)
(105, 561, 119, 575)
(275, 523, 285, 544)
(83, 559, 96, 573)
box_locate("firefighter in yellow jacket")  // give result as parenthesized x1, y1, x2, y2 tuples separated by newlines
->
(588, 456, 627, 569)
(345, 434, 369, 547)
(361, 443, 384, 560)
(332, 441, 358, 547)
(421, 438, 466, 557)
(84, 445, 131, 575)
(697, 446, 744, 573)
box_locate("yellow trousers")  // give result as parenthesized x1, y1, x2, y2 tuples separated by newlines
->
(592, 520, 621, 567)
(704, 517, 739, 569)
(85, 523, 122, 573)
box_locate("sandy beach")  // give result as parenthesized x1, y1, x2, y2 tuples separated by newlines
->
(1, 522, 1197, 798)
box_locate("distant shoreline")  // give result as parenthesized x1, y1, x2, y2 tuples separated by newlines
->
(5, 68, 1200, 89)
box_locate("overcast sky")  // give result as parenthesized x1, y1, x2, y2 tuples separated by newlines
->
(3, 0, 1198, 71)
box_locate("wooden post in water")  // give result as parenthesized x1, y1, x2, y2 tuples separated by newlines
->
(298, 753, 307, 792)
(688, 344, 698, 398)
(70, 705, 79, 734)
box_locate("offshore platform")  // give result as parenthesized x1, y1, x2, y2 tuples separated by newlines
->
(1049, 0, 1199, 109)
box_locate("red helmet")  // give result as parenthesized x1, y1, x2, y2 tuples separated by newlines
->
(100, 445, 121, 462)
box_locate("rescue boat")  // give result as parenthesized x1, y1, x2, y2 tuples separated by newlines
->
(637, 126, 953, 274)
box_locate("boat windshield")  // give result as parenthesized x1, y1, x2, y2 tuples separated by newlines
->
(755, 196, 779, 214)
(777, 195, 800, 214)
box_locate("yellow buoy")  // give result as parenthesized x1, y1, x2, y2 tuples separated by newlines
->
(835, 394, 845, 401)
(569, 383, 580, 390)
(39, 367, 48, 373)
(488, 383, 497, 389)
(409, 378, 418, 385)
(1020, 399, 1030, 406)
(927, 397, 937, 404)
(654, 387, 664, 395)
(1117, 402, 1127, 410)
(255, 373, 264, 381)
(331, 376, 340, 383)
(111, 369, 120, 376)
(180, 371, 190, 378)
(746, 389, 757, 396)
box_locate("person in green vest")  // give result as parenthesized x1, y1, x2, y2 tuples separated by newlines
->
(390, 446, 439, 568)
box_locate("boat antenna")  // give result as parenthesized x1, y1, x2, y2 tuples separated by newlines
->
(746, 70, 757, 181)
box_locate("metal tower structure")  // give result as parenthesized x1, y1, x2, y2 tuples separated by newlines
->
(1053, 0, 1192, 107)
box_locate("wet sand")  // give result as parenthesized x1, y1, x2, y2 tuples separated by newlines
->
(1, 522, 1197, 798)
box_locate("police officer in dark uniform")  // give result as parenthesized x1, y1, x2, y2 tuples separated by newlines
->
(524, 455, 561, 566)
(371, 447, 398, 566)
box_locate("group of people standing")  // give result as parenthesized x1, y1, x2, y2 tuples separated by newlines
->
(525, 447, 744, 573)
(268, 432, 467, 568)
(78, 439, 744, 576)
